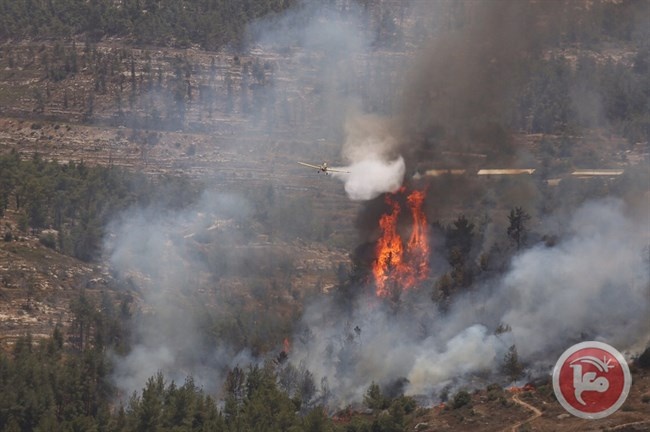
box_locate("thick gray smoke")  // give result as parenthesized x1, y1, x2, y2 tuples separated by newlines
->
(106, 192, 254, 397)
(289, 199, 650, 405)
(396, 0, 543, 165)
(388, 0, 650, 219)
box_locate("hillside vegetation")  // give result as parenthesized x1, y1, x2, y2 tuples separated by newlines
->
(0, 0, 297, 50)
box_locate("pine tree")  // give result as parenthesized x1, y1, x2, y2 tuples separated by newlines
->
(507, 207, 531, 250)
(501, 345, 524, 382)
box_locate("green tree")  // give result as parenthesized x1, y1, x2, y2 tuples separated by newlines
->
(507, 207, 531, 250)
(364, 382, 389, 410)
(501, 345, 524, 382)
(451, 389, 471, 409)
(302, 407, 332, 432)
(137, 373, 165, 431)
(446, 215, 475, 259)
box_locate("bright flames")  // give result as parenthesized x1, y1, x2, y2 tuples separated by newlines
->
(506, 384, 535, 394)
(373, 187, 430, 297)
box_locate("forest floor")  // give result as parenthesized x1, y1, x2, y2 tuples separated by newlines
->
(403, 369, 650, 432)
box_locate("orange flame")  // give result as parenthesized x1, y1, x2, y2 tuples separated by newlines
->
(283, 337, 291, 353)
(406, 189, 429, 281)
(506, 384, 535, 393)
(372, 187, 429, 297)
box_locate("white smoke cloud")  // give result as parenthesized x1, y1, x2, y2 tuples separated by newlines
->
(252, 0, 369, 58)
(407, 325, 504, 394)
(106, 192, 255, 397)
(494, 198, 650, 359)
(289, 198, 650, 406)
(332, 156, 405, 201)
(331, 111, 406, 201)
(250, 0, 372, 140)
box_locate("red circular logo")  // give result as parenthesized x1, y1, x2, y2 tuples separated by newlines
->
(553, 341, 632, 419)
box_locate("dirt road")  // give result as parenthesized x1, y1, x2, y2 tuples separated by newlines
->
(504, 393, 542, 432)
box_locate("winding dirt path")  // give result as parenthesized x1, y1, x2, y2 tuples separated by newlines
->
(608, 420, 650, 431)
(504, 393, 542, 432)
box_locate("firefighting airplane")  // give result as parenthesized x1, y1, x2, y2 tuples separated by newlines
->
(297, 161, 350, 175)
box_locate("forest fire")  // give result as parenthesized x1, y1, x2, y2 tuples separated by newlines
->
(372, 187, 430, 297)
(506, 384, 536, 394)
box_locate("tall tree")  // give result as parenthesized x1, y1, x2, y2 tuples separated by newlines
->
(501, 345, 524, 382)
(507, 207, 531, 250)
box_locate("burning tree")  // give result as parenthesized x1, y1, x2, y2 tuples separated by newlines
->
(372, 187, 430, 297)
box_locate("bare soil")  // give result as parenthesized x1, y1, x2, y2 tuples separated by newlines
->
(407, 369, 650, 431)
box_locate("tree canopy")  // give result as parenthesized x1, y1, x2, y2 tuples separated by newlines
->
(0, 0, 298, 50)
(0, 150, 200, 261)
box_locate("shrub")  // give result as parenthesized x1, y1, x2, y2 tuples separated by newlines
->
(39, 232, 57, 249)
(452, 390, 471, 409)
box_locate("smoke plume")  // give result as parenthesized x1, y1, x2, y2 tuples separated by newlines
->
(289, 198, 649, 405)
(106, 192, 254, 396)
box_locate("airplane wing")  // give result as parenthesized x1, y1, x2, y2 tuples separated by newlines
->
(298, 162, 322, 170)
(327, 168, 351, 173)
